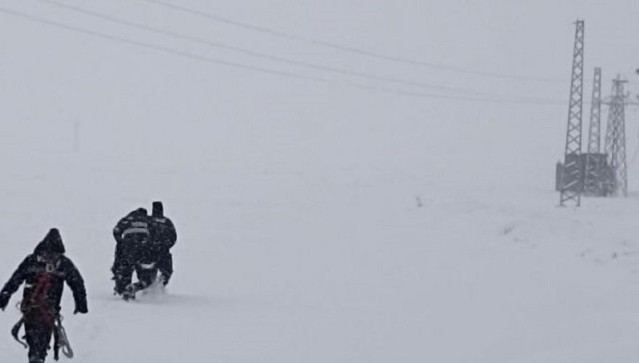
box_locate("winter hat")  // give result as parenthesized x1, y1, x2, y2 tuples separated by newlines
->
(152, 201, 164, 217)
(34, 228, 66, 255)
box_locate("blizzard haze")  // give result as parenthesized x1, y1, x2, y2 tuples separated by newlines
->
(1, 1, 639, 362)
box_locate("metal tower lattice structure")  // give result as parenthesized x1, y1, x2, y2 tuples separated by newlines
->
(559, 20, 585, 206)
(584, 67, 603, 195)
(604, 76, 628, 197)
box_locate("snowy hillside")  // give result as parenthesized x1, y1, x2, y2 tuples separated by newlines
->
(2, 1, 639, 362)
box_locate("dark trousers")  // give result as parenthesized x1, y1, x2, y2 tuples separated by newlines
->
(135, 250, 174, 287)
(112, 243, 131, 293)
(156, 252, 173, 285)
(134, 261, 158, 288)
(112, 237, 171, 292)
(112, 236, 145, 293)
(23, 309, 54, 363)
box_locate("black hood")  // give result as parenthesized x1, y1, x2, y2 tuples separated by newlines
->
(34, 228, 66, 255)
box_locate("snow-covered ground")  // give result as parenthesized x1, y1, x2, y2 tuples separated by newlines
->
(2, 1, 639, 362)
(3, 156, 639, 363)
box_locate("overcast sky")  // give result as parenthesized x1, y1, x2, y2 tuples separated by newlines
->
(1, 0, 639, 192)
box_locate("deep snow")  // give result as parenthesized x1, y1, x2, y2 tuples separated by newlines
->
(1, 1, 639, 362)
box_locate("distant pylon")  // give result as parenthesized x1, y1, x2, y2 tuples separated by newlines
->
(559, 20, 585, 206)
(584, 67, 602, 195)
(604, 76, 628, 197)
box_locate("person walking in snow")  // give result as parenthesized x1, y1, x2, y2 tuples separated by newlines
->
(0, 228, 88, 363)
(111, 207, 151, 299)
(112, 203, 177, 300)
(149, 201, 177, 287)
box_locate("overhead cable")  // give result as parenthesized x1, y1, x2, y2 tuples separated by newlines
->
(41, 0, 491, 97)
(0, 6, 564, 106)
(140, 0, 565, 84)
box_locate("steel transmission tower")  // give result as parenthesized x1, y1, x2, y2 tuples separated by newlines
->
(560, 20, 585, 206)
(604, 76, 628, 197)
(584, 67, 603, 195)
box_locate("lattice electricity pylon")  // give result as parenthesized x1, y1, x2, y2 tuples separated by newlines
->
(583, 67, 603, 195)
(559, 20, 585, 206)
(603, 76, 628, 197)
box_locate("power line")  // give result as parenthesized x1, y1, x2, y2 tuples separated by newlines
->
(0, 6, 324, 81)
(0, 6, 564, 106)
(140, 0, 565, 84)
(41, 0, 489, 97)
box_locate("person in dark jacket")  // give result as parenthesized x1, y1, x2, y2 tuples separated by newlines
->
(149, 201, 177, 287)
(112, 203, 177, 300)
(111, 207, 150, 299)
(0, 228, 88, 363)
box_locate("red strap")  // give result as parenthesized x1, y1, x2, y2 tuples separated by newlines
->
(28, 273, 54, 328)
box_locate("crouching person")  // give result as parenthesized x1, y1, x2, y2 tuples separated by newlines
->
(111, 207, 150, 299)
(0, 228, 88, 363)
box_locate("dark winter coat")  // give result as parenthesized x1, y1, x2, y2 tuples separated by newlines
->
(0, 229, 88, 314)
(150, 202, 176, 252)
(113, 208, 150, 243)
(150, 216, 176, 251)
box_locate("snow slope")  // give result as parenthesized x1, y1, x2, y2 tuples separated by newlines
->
(1, 152, 639, 363)
(1, 1, 639, 362)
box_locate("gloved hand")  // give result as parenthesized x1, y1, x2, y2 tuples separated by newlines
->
(0, 291, 11, 311)
(74, 304, 88, 315)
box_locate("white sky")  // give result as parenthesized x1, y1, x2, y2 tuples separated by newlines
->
(0, 0, 638, 191)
